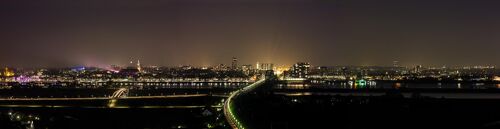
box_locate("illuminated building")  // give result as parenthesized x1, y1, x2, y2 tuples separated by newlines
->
(290, 62, 310, 78)
(274, 65, 290, 76)
(3, 67, 14, 77)
(258, 63, 274, 71)
(137, 60, 142, 73)
(356, 79, 367, 87)
(256, 62, 260, 70)
(413, 65, 422, 74)
(241, 65, 252, 75)
(494, 76, 500, 82)
(231, 57, 238, 70)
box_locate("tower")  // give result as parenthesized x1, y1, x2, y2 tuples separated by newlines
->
(414, 65, 422, 74)
(137, 60, 142, 72)
(291, 62, 311, 78)
(231, 57, 238, 70)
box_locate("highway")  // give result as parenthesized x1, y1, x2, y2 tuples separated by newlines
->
(0, 86, 233, 101)
(224, 79, 266, 129)
(0, 104, 223, 108)
(0, 94, 227, 109)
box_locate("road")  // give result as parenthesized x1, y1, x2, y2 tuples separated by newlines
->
(0, 94, 227, 109)
(0, 104, 223, 108)
(224, 79, 266, 129)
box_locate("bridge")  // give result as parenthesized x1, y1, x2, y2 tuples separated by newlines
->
(0, 86, 232, 101)
(0, 86, 235, 110)
(110, 88, 128, 98)
(224, 79, 266, 129)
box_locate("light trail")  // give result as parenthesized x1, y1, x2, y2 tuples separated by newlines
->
(0, 94, 225, 109)
(224, 79, 266, 129)
(0, 105, 223, 109)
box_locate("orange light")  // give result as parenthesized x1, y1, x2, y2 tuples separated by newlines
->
(494, 76, 500, 82)
(394, 83, 401, 89)
(3, 68, 14, 77)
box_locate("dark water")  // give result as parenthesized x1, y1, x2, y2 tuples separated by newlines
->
(235, 94, 500, 129)
(278, 81, 500, 89)
(232, 82, 500, 129)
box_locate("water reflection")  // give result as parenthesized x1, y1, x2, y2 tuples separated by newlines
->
(281, 81, 500, 90)
(107, 99, 117, 108)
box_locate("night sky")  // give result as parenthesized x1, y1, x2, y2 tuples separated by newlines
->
(1, 0, 499, 67)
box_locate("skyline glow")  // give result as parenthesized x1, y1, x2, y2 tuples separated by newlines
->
(1, 0, 499, 67)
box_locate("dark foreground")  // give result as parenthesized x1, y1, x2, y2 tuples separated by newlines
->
(0, 108, 228, 129)
(4, 86, 500, 129)
(0, 96, 229, 129)
(234, 91, 500, 129)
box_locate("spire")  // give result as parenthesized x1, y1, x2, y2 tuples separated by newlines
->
(137, 60, 142, 72)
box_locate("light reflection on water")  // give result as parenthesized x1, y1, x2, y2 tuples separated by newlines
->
(278, 81, 500, 89)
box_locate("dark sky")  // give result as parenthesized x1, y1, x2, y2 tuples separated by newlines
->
(1, 0, 500, 67)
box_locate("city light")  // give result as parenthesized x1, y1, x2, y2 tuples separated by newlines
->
(108, 99, 117, 108)
(3, 67, 14, 77)
(494, 76, 500, 82)
(1, 0, 500, 128)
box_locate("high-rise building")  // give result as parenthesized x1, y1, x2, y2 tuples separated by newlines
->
(259, 63, 274, 71)
(413, 65, 422, 74)
(137, 60, 142, 72)
(290, 62, 310, 78)
(231, 57, 238, 70)
(241, 65, 252, 75)
(393, 61, 399, 67)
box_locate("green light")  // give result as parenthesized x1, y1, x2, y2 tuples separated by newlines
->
(356, 79, 367, 88)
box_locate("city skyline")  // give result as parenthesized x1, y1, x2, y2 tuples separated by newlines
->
(3, 1, 500, 129)
(1, 57, 499, 68)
